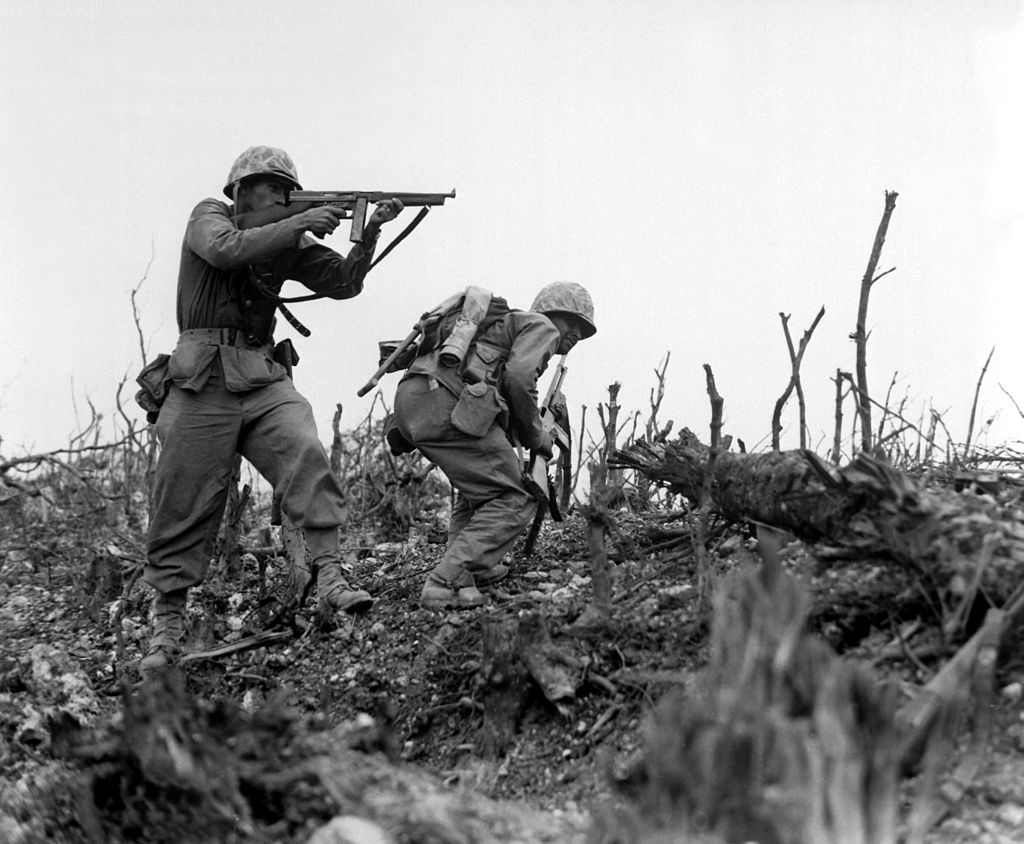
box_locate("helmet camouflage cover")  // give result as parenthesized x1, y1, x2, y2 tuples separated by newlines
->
(530, 281, 597, 338)
(223, 146, 301, 198)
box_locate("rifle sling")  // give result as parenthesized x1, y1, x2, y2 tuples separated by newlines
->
(370, 206, 430, 269)
(248, 206, 433, 338)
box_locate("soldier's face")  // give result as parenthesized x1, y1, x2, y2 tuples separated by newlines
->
(548, 314, 584, 354)
(237, 178, 289, 211)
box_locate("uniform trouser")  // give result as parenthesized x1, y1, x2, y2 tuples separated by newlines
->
(394, 375, 535, 583)
(144, 372, 347, 594)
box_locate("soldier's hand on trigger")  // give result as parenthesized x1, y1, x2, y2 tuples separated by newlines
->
(297, 206, 344, 237)
(369, 197, 404, 226)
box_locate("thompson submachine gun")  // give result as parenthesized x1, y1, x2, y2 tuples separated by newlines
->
(236, 189, 456, 242)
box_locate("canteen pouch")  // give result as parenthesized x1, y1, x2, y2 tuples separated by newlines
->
(450, 382, 508, 437)
(134, 353, 172, 424)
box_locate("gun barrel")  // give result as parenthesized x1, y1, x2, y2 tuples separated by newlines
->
(289, 189, 455, 206)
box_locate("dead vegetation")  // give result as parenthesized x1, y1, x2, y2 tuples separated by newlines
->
(2, 191, 1024, 843)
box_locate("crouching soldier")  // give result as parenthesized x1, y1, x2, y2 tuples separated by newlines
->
(139, 146, 404, 678)
(390, 282, 596, 610)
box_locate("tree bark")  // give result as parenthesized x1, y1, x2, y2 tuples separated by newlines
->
(612, 434, 1024, 607)
(216, 456, 248, 581)
(480, 615, 527, 759)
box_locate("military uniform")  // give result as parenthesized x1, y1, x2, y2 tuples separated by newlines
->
(140, 146, 390, 676)
(145, 197, 375, 594)
(392, 282, 596, 608)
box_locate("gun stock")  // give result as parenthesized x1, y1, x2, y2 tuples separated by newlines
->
(357, 326, 421, 397)
(356, 291, 465, 398)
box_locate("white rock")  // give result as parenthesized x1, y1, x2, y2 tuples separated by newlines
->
(997, 803, 1024, 828)
(22, 644, 100, 728)
(307, 815, 390, 844)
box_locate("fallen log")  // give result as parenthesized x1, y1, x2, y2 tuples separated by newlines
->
(612, 434, 1024, 607)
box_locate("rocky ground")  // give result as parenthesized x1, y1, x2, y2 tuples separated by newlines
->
(2, 504, 1024, 843)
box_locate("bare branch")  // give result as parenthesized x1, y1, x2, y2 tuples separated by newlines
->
(853, 190, 899, 453)
(771, 306, 825, 450)
(964, 346, 996, 461)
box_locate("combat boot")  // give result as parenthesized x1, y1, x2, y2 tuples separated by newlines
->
(475, 563, 509, 588)
(420, 570, 486, 610)
(317, 561, 374, 615)
(140, 588, 187, 678)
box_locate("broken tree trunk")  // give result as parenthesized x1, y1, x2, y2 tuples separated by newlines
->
(600, 567, 902, 843)
(853, 189, 899, 453)
(479, 611, 585, 757)
(215, 454, 247, 581)
(480, 614, 526, 758)
(569, 462, 615, 633)
(612, 433, 1024, 608)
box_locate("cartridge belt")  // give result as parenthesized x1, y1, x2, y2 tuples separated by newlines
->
(180, 327, 270, 348)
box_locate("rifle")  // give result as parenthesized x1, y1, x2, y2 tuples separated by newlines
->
(235, 189, 456, 243)
(356, 291, 463, 397)
(522, 356, 570, 554)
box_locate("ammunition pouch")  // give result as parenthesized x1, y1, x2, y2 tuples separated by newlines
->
(450, 382, 508, 437)
(459, 339, 507, 386)
(134, 353, 172, 424)
(272, 338, 300, 375)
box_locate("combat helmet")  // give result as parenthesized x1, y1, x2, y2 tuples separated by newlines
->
(530, 282, 597, 338)
(223, 146, 302, 198)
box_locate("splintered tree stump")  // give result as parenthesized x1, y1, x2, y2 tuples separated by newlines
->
(600, 568, 902, 843)
(479, 612, 584, 757)
(570, 460, 620, 634)
(213, 454, 246, 581)
(480, 614, 526, 758)
(586, 462, 613, 617)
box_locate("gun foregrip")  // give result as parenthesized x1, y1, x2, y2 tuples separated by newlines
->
(350, 196, 368, 243)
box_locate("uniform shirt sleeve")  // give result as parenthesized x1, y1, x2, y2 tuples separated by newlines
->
(184, 198, 304, 268)
(184, 198, 376, 300)
(501, 312, 561, 450)
(270, 235, 375, 300)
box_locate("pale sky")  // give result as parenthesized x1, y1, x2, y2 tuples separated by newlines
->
(2, 1, 1022, 463)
